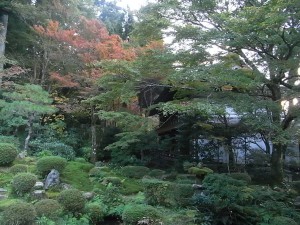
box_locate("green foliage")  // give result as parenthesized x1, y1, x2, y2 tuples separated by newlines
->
(102, 176, 122, 186)
(0, 135, 19, 147)
(0, 172, 13, 186)
(30, 139, 75, 160)
(228, 173, 252, 184)
(89, 166, 111, 177)
(0, 143, 18, 166)
(34, 199, 62, 220)
(122, 204, 160, 225)
(98, 183, 124, 216)
(1, 202, 36, 225)
(173, 183, 194, 207)
(36, 156, 67, 176)
(121, 179, 144, 195)
(121, 166, 150, 179)
(291, 181, 300, 194)
(85, 202, 106, 224)
(12, 172, 37, 195)
(57, 189, 86, 214)
(148, 169, 166, 178)
(183, 161, 197, 172)
(61, 161, 94, 191)
(271, 216, 298, 225)
(194, 173, 300, 225)
(188, 166, 213, 178)
(142, 179, 174, 207)
(9, 164, 28, 174)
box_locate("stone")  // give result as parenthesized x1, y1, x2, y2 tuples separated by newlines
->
(34, 181, 44, 190)
(61, 183, 72, 190)
(83, 192, 94, 200)
(294, 196, 300, 207)
(192, 184, 205, 190)
(32, 190, 47, 199)
(0, 194, 7, 200)
(0, 188, 7, 193)
(44, 169, 60, 189)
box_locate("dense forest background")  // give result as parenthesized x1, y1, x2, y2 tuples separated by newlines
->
(0, 1, 300, 224)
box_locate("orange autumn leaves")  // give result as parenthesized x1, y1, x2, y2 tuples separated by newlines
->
(33, 18, 136, 63)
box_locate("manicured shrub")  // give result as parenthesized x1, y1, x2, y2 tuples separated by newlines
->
(122, 204, 160, 225)
(36, 156, 67, 176)
(0, 143, 18, 166)
(228, 173, 252, 184)
(121, 166, 150, 179)
(102, 177, 122, 186)
(271, 216, 298, 225)
(85, 202, 106, 224)
(34, 199, 62, 220)
(173, 183, 194, 206)
(9, 164, 27, 174)
(148, 169, 166, 178)
(142, 179, 175, 207)
(183, 161, 197, 171)
(12, 172, 37, 195)
(58, 189, 86, 214)
(74, 157, 86, 163)
(89, 166, 110, 177)
(188, 167, 213, 178)
(1, 202, 36, 225)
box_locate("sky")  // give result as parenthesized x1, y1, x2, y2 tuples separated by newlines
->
(117, 0, 149, 10)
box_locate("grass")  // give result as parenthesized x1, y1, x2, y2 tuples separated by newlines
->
(61, 161, 94, 191)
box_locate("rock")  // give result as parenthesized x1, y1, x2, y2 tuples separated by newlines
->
(192, 184, 205, 190)
(294, 196, 300, 207)
(0, 194, 8, 200)
(44, 169, 60, 189)
(61, 183, 72, 190)
(32, 190, 47, 199)
(0, 188, 7, 193)
(18, 150, 27, 159)
(83, 192, 94, 200)
(34, 181, 44, 190)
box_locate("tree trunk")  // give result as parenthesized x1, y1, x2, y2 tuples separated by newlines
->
(0, 12, 8, 71)
(24, 113, 34, 153)
(91, 106, 97, 163)
(270, 143, 285, 184)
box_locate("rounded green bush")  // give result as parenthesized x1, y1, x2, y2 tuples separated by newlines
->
(122, 204, 160, 225)
(36, 156, 67, 176)
(58, 189, 86, 214)
(188, 167, 213, 178)
(34, 199, 62, 220)
(271, 216, 298, 225)
(0, 143, 18, 166)
(85, 202, 106, 224)
(9, 164, 28, 174)
(1, 202, 36, 225)
(102, 177, 122, 186)
(228, 173, 252, 184)
(121, 166, 150, 179)
(142, 179, 175, 207)
(12, 172, 37, 195)
(148, 169, 166, 178)
(89, 166, 110, 177)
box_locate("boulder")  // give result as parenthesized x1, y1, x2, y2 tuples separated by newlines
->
(32, 190, 47, 199)
(34, 181, 44, 190)
(44, 169, 60, 189)
(83, 192, 95, 200)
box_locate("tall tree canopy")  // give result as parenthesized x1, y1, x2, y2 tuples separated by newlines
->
(138, 0, 300, 183)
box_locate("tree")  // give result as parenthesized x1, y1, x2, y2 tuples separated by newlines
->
(139, 0, 300, 183)
(0, 84, 57, 153)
